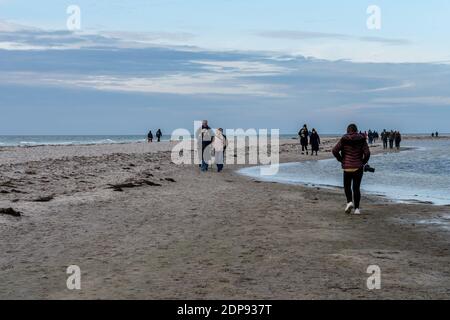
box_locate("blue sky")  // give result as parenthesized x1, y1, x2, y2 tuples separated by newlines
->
(1, 0, 450, 134)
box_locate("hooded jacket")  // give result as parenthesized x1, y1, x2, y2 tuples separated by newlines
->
(332, 132, 370, 169)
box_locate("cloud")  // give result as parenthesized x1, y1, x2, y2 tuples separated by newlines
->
(0, 20, 36, 32)
(0, 22, 294, 97)
(358, 36, 411, 46)
(329, 81, 415, 93)
(1, 20, 450, 133)
(257, 30, 411, 46)
(0, 50, 292, 97)
(372, 96, 450, 106)
(191, 60, 289, 75)
(62, 74, 288, 97)
(258, 30, 350, 40)
(101, 31, 196, 43)
(0, 19, 196, 50)
(0, 72, 288, 97)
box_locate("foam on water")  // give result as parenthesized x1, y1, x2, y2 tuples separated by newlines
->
(0, 135, 157, 147)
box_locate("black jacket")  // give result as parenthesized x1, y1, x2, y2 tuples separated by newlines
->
(309, 132, 320, 150)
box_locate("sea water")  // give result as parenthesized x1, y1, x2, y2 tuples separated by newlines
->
(239, 139, 450, 206)
(0, 135, 162, 146)
(0, 134, 301, 147)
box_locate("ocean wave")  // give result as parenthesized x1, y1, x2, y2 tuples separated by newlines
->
(5, 137, 149, 147)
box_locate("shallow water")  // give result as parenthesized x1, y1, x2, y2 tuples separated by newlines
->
(239, 139, 450, 205)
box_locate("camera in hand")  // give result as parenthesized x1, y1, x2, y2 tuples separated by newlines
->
(364, 164, 375, 173)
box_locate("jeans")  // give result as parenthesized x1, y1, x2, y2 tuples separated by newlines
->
(344, 169, 364, 209)
(201, 160, 209, 172)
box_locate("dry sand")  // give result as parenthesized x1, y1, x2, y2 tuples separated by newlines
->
(0, 137, 449, 299)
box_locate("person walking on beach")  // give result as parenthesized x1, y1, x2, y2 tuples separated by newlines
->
(381, 129, 388, 149)
(395, 131, 402, 150)
(212, 128, 228, 172)
(389, 130, 395, 149)
(332, 124, 371, 215)
(368, 130, 374, 145)
(436, 131, 439, 138)
(147, 130, 153, 143)
(309, 128, 320, 156)
(298, 124, 309, 155)
(196, 120, 213, 172)
(156, 129, 162, 142)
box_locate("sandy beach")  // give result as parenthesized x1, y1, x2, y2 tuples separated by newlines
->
(0, 137, 449, 299)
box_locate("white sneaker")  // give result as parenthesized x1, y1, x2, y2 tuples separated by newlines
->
(345, 202, 354, 214)
(354, 208, 361, 215)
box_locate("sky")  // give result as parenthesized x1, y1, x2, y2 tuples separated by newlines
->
(1, 0, 450, 134)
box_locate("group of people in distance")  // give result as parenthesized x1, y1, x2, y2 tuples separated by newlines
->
(298, 124, 321, 156)
(380, 129, 402, 150)
(431, 131, 439, 138)
(147, 129, 162, 143)
(367, 130, 379, 144)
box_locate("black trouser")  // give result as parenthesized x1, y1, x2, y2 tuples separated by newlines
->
(383, 140, 388, 149)
(389, 139, 394, 149)
(300, 139, 308, 153)
(344, 169, 364, 209)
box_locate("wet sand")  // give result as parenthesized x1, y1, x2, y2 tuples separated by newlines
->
(0, 137, 449, 299)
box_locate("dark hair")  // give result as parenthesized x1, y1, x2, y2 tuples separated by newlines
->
(347, 124, 358, 133)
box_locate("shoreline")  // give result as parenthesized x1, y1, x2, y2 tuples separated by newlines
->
(1, 138, 449, 299)
(236, 146, 445, 207)
(1, 133, 449, 149)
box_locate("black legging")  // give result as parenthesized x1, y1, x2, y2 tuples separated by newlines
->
(344, 169, 364, 209)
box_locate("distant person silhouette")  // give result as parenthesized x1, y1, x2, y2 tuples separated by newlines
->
(381, 129, 388, 149)
(395, 131, 402, 150)
(147, 130, 153, 143)
(309, 128, 321, 156)
(298, 124, 309, 155)
(389, 130, 395, 149)
(156, 129, 162, 142)
(373, 131, 379, 143)
(368, 130, 374, 145)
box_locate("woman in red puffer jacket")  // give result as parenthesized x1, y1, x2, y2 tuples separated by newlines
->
(332, 124, 371, 215)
